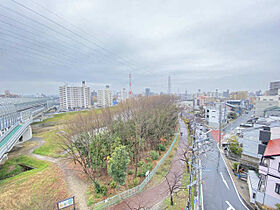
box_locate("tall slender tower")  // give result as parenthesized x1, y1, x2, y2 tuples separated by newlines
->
(168, 75, 171, 95)
(129, 73, 132, 97)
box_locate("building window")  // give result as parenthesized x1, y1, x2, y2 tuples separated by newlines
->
(278, 163, 280, 172)
(275, 183, 280, 194)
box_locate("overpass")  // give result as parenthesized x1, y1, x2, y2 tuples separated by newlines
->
(0, 97, 59, 163)
(0, 119, 32, 162)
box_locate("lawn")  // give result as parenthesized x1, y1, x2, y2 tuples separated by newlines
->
(33, 129, 65, 158)
(0, 156, 68, 210)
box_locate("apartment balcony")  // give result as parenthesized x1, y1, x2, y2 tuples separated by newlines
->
(259, 164, 268, 175)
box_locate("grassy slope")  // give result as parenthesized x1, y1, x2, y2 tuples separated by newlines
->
(146, 135, 180, 187)
(33, 130, 64, 158)
(0, 156, 68, 210)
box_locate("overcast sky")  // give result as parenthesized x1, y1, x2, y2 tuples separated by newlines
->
(0, 0, 279, 95)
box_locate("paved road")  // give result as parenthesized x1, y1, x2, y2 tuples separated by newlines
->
(202, 111, 253, 210)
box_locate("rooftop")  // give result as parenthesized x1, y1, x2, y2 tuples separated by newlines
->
(264, 138, 280, 157)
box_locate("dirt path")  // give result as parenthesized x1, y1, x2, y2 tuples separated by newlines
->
(28, 138, 90, 210)
(109, 119, 188, 209)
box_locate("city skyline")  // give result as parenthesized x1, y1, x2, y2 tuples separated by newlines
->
(1, 0, 280, 94)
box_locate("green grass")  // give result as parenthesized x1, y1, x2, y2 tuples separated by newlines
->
(0, 155, 48, 183)
(33, 130, 64, 157)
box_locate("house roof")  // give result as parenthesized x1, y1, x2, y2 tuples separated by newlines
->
(264, 138, 280, 157)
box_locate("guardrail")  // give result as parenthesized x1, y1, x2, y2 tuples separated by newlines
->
(94, 132, 179, 210)
(0, 119, 32, 161)
(0, 122, 19, 143)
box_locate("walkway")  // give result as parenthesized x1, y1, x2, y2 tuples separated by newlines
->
(109, 119, 188, 209)
(0, 124, 23, 148)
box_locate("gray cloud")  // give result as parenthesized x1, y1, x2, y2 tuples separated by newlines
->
(0, 0, 279, 95)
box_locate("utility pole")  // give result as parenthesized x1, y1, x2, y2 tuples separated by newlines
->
(187, 97, 196, 210)
(217, 100, 222, 169)
(218, 101, 222, 148)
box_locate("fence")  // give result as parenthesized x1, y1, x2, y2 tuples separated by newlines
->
(94, 132, 179, 209)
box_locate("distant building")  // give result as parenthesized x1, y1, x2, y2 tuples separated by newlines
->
(268, 81, 280, 96)
(223, 89, 230, 98)
(59, 81, 91, 110)
(145, 88, 151, 97)
(230, 91, 248, 100)
(97, 85, 113, 107)
(255, 96, 280, 117)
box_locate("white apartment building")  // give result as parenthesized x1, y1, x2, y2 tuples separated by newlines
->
(97, 85, 113, 107)
(205, 103, 227, 129)
(59, 81, 91, 110)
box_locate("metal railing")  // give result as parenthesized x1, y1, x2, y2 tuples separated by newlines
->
(0, 119, 32, 161)
(94, 132, 179, 209)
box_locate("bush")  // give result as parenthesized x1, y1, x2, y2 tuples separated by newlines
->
(229, 139, 242, 156)
(145, 157, 152, 162)
(128, 169, 133, 175)
(128, 177, 140, 188)
(150, 150, 160, 160)
(233, 162, 240, 171)
(100, 184, 108, 196)
(94, 181, 101, 194)
(137, 162, 153, 177)
(133, 177, 140, 186)
(94, 181, 107, 196)
(159, 144, 166, 151)
(137, 160, 145, 167)
(110, 180, 117, 189)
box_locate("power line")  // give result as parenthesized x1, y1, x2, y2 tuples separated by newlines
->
(8, 0, 137, 71)
(0, 15, 95, 58)
(25, 0, 138, 67)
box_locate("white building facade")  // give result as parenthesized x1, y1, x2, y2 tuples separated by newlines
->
(97, 85, 113, 107)
(59, 81, 91, 110)
(205, 103, 227, 129)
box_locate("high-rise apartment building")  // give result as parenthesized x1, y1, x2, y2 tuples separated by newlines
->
(97, 85, 113, 107)
(145, 88, 151, 97)
(269, 81, 280, 96)
(59, 81, 91, 110)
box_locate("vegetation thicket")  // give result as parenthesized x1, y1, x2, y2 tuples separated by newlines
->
(63, 95, 178, 192)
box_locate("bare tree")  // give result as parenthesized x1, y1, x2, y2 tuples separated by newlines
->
(165, 171, 184, 206)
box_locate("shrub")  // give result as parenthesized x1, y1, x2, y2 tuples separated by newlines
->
(145, 157, 152, 162)
(138, 162, 153, 177)
(128, 177, 140, 188)
(100, 184, 108, 196)
(128, 169, 133, 175)
(133, 177, 140, 186)
(150, 150, 160, 160)
(233, 162, 240, 171)
(110, 180, 117, 189)
(137, 160, 145, 167)
(229, 139, 242, 156)
(94, 181, 107, 196)
(159, 144, 166, 151)
(94, 181, 101, 194)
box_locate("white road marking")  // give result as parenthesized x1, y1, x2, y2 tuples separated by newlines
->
(217, 145, 249, 210)
(220, 172, 229, 190)
(225, 201, 235, 210)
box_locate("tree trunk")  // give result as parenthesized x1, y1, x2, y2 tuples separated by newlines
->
(170, 195, 174, 206)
